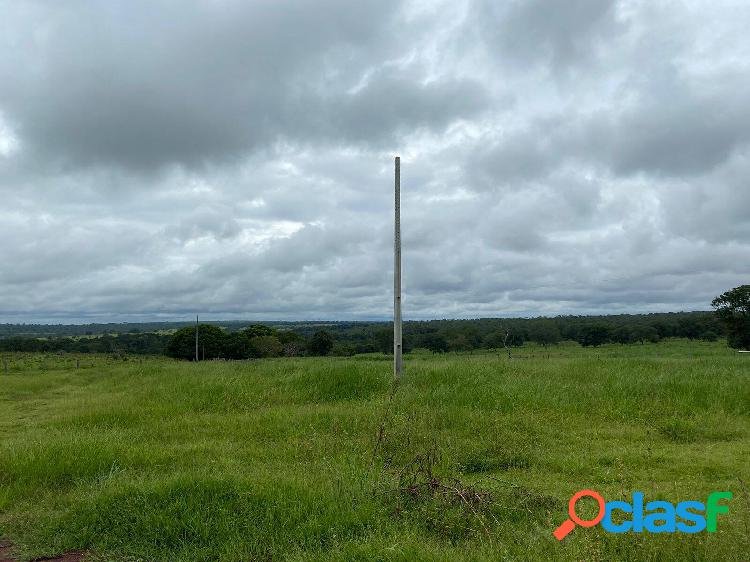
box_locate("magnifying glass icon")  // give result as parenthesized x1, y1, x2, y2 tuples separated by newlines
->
(553, 489, 605, 540)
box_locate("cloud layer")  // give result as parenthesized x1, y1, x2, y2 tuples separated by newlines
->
(1, 0, 748, 322)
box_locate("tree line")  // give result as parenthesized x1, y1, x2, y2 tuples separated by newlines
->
(165, 324, 334, 360)
(0, 332, 169, 355)
(0, 310, 735, 358)
(314, 311, 727, 355)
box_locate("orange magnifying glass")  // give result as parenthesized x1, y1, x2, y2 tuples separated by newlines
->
(553, 489, 605, 540)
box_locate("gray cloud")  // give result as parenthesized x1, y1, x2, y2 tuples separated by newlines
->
(474, 0, 621, 68)
(0, 0, 749, 323)
(0, 0, 487, 171)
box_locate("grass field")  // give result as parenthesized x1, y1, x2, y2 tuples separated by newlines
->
(1, 340, 749, 561)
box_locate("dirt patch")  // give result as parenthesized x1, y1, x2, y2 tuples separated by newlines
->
(0, 540, 87, 562)
(0, 540, 14, 562)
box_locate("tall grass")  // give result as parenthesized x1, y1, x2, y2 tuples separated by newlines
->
(0, 340, 748, 560)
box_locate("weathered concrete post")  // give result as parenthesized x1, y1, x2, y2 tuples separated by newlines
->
(394, 156, 403, 377)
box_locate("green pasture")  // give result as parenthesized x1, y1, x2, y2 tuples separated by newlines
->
(0, 340, 748, 560)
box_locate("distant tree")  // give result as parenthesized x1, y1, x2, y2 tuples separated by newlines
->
(462, 326, 483, 348)
(580, 324, 610, 347)
(700, 330, 718, 342)
(243, 324, 277, 338)
(224, 331, 253, 359)
(712, 285, 750, 350)
(166, 324, 227, 360)
(402, 334, 415, 353)
(308, 331, 334, 356)
(249, 335, 282, 358)
(612, 325, 634, 344)
(508, 332, 525, 346)
(277, 330, 302, 345)
(677, 317, 702, 340)
(331, 342, 357, 356)
(630, 324, 659, 344)
(422, 333, 448, 353)
(481, 330, 505, 349)
(447, 334, 472, 352)
(482, 328, 522, 350)
(528, 321, 561, 347)
(282, 340, 306, 357)
(651, 320, 675, 339)
(166, 327, 197, 359)
(374, 328, 393, 354)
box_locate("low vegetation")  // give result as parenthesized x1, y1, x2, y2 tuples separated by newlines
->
(0, 339, 748, 560)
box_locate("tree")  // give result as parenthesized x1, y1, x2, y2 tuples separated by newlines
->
(374, 328, 392, 354)
(700, 330, 718, 342)
(580, 324, 610, 347)
(652, 320, 675, 339)
(482, 330, 506, 349)
(277, 330, 302, 345)
(528, 321, 561, 347)
(243, 324, 277, 338)
(249, 335, 282, 358)
(166, 324, 228, 360)
(462, 326, 483, 348)
(712, 285, 750, 350)
(612, 325, 634, 344)
(447, 333, 471, 352)
(282, 340, 306, 357)
(677, 317, 702, 340)
(308, 331, 334, 356)
(422, 333, 448, 353)
(224, 331, 253, 359)
(630, 324, 659, 344)
(166, 327, 197, 359)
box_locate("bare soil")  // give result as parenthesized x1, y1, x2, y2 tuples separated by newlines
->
(0, 540, 87, 562)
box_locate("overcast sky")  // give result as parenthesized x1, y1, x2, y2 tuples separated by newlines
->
(1, 0, 749, 323)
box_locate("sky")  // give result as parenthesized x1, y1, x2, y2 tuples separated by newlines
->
(1, 0, 749, 323)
